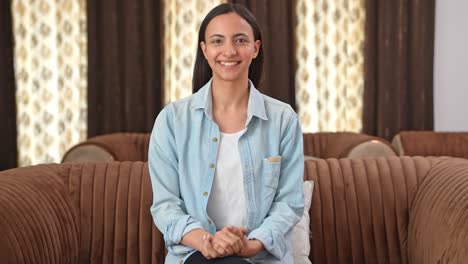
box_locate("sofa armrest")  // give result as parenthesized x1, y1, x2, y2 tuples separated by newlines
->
(0, 165, 79, 262)
(409, 158, 468, 263)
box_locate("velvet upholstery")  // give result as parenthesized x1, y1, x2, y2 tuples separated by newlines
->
(304, 156, 443, 263)
(392, 131, 468, 158)
(409, 157, 468, 263)
(62, 133, 151, 162)
(303, 132, 397, 159)
(63, 132, 396, 163)
(0, 162, 165, 263)
(2, 157, 468, 263)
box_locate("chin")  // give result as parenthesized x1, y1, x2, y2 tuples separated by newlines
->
(214, 74, 244, 83)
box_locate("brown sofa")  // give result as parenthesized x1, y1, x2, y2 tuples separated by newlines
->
(303, 132, 397, 159)
(392, 131, 468, 158)
(62, 133, 150, 162)
(2, 157, 468, 263)
(63, 132, 397, 163)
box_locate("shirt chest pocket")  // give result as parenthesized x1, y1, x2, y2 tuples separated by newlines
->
(262, 156, 282, 189)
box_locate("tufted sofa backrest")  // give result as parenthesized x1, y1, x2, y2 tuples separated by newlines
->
(0, 162, 165, 263)
(303, 156, 441, 263)
(62, 133, 151, 163)
(392, 131, 468, 158)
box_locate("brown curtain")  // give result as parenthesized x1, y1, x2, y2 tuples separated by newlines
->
(363, 0, 435, 140)
(0, 0, 18, 170)
(229, 0, 296, 109)
(87, 0, 163, 137)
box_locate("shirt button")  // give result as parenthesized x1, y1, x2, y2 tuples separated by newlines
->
(203, 191, 208, 196)
(213, 137, 218, 142)
(209, 163, 215, 168)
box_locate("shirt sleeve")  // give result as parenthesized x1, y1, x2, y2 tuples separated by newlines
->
(148, 106, 204, 255)
(247, 111, 305, 260)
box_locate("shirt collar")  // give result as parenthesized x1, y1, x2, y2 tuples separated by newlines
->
(193, 79, 268, 122)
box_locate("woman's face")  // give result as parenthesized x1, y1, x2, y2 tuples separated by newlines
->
(201, 12, 261, 85)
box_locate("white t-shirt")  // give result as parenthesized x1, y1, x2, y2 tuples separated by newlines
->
(207, 129, 246, 230)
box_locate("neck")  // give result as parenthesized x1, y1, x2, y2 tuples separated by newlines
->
(211, 78, 249, 111)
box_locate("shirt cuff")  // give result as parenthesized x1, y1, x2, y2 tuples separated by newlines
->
(164, 215, 204, 249)
(247, 226, 287, 260)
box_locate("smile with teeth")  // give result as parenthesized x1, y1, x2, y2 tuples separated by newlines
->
(219, 61, 240, 67)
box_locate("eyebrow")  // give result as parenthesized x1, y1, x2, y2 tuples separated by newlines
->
(208, 33, 250, 39)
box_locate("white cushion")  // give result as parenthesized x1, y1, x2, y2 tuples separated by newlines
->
(287, 180, 314, 264)
(347, 140, 397, 158)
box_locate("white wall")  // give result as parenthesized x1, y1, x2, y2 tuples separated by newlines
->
(434, 0, 468, 131)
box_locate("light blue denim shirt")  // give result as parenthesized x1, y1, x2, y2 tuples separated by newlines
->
(148, 80, 304, 263)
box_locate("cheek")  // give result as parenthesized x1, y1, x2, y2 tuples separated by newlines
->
(243, 47, 256, 59)
(205, 50, 217, 61)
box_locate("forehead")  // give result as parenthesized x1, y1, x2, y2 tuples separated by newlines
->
(205, 12, 254, 37)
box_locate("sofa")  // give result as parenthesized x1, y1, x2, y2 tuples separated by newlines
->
(62, 133, 150, 162)
(303, 132, 397, 159)
(63, 132, 397, 163)
(392, 131, 468, 158)
(2, 156, 468, 263)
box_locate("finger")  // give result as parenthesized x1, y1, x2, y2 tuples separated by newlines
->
(212, 236, 234, 256)
(234, 226, 249, 244)
(240, 226, 248, 235)
(203, 235, 218, 259)
(224, 227, 247, 252)
(202, 238, 210, 259)
(214, 242, 229, 256)
(219, 230, 243, 253)
(207, 235, 226, 258)
(226, 226, 246, 239)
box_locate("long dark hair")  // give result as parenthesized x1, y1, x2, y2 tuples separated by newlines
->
(192, 3, 264, 93)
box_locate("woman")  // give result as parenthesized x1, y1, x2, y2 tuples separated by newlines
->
(149, 3, 304, 263)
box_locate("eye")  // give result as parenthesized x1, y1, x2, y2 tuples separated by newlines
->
(235, 38, 248, 44)
(211, 39, 222, 45)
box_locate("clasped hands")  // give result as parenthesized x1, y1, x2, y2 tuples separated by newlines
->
(200, 226, 263, 259)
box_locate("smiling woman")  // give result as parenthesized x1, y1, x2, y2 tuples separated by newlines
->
(148, 3, 304, 264)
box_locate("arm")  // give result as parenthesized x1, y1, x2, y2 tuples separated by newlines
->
(247, 113, 305, 259)
(148, 107, 204, 255)
(237, 239, 264, 257)
(181, 229, 211, 252)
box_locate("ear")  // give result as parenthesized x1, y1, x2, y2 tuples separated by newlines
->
(252, 40, 261, 59)
(200, 42, 207, 59)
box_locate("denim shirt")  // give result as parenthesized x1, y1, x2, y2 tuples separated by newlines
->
(148, 80, 304, 263)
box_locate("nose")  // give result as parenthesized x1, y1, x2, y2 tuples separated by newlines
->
(223, 42, 237, 56)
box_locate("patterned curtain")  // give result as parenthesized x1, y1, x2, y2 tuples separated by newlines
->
(163, 0, 227, 104)
(12, 0, 87, 166)
(295, 0, 365, 132)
